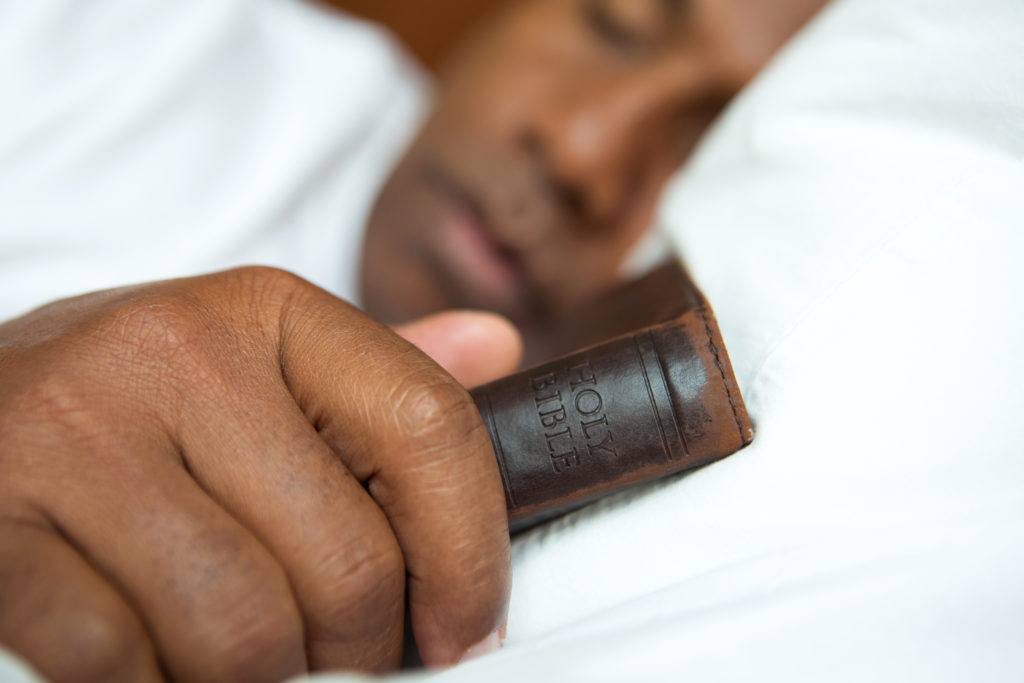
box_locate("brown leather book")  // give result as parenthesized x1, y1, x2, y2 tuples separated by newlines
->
(471, 262, 752, 533)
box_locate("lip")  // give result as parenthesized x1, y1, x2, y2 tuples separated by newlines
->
(421, 163, 532, 315)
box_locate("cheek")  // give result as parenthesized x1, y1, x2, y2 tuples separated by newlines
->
(431, 10, 590, 145)
(432, 65, 545, 149)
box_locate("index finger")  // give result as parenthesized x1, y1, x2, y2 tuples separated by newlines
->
(277, 289, 510, 667)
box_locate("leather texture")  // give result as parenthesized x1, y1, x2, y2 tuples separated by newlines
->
(472, 262, 752, 533)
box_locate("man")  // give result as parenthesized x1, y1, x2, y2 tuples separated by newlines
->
(0, 0, 826, 680)
(362, 0, 830, 332)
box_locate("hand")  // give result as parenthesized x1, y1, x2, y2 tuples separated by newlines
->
(0, 267, 521, 682)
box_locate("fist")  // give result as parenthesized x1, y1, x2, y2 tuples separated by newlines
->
(0, 267, 520, 682)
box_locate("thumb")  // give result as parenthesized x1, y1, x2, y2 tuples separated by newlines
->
(394, 311, 522, 389)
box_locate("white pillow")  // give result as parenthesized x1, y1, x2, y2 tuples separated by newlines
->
(415, 0, 1023, 680)
(297, 1, 1024, 680)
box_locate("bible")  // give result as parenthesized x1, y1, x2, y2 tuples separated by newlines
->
(470, 262, 752, 533)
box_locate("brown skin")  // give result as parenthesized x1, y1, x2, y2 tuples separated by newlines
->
(0, 268, 519, 681)
(362, 0, 827, 331)
(0, 0, 827, 680)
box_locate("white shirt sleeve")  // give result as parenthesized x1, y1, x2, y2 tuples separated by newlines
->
(0, 0, 430, 322)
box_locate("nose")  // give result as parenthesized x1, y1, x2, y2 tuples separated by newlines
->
(520, 59, 727, 229)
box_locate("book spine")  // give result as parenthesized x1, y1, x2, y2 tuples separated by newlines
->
(471, 305, 752, 533)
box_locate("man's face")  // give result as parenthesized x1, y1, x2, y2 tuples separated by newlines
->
(362, 0, 826, 327)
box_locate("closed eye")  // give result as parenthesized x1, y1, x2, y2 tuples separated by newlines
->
(583, 0, 648, 55)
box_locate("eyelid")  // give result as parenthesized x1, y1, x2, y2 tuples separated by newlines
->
(583, 0, 649, 55)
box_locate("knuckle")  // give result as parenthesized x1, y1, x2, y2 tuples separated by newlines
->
(223, 266, 326, 343)
(46, 601, 151, 683)
(0, 370, 128, 486)
(203, 611, 303, 682)
(229, 265, 310, 311)
(102, 294, 206, 370)
(230, 264, 305, 291)
(193, 563, 304, 682)
(3, 370, 108, 445)
(10, 369, 90, 420)
(393, 371, 481, 448)
(309, 532, 405, 634)
(95, 291, 245, 398)
(211, 620, 297, 680)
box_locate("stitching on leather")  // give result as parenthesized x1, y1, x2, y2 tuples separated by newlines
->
(698, 305, 745, 442)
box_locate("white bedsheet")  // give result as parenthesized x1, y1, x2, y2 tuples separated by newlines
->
(305, 0, 1024, 680)
(0, 0, 427, 322)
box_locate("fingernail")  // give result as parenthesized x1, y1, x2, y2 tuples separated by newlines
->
(458, 627, 504, 664)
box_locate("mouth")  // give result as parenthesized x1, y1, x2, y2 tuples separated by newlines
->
(420, 162, 533, 317)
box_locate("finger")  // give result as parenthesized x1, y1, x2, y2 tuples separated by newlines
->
(394, 311, 522, 389)
(173, 381, 407, 672)
(28, 444, 307, 683)
(0, 516, 162, 683)
(280, 291, 511, 667)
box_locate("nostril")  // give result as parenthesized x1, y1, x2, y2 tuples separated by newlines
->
(516, 128, 591, 221)
(556, 183, 587, 219)
(516, 128, 542, 156)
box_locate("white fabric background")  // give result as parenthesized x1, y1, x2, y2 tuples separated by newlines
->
(2, 0, 1023, 680)
(0, 0, 428, 322)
